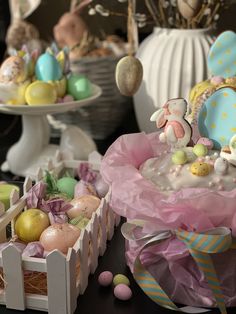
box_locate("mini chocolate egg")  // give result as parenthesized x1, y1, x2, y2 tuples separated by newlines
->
(193, 144, 208, 157)
(115, 56, 143, 96)
(214, 157, 229, 175)
(172, 150, 188, 165)
(56, 177, 78, 199)
(67, 74, 92, 100)
(177, 0, 201, 19)
(0, 56, 27, 83)
(67, 195, 101, 219)
(196, 137, 214, 150)
(113, 274, 130, 287)
(25, 81, 57, 105)
(35, 52, 62, 82)
(190, 162, 212, 176)
(114, 284, 132, 301)
(98, 271, 113, 287)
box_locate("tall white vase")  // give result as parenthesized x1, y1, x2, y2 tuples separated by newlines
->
(134, 27, 214, 133)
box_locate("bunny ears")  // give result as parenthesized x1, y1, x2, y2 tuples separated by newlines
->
(70, 0, 92, 14)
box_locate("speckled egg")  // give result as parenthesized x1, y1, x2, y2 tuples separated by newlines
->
(25, 81, 57, 105)
(67, 195, 101, 219)
(98, 271, 113, 287)
(0, 56, 27, 83)
(113, 274, 130, 287)
(193, 144, 208, 157)
(190, 162, 212, 176)
(35, 52, 62, 82)
(114, 284, 132, 301)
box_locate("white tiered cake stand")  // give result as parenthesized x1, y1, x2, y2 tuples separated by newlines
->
(0, 84, 102, 179)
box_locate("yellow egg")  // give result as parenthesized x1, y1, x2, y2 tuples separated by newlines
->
(190, 162, 212, 176)
(48, 76, 66, 98)
(25, 81, 57, 105)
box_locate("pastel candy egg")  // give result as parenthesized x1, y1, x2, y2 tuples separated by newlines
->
(98, 271, 113, 287)
(113, 274, 130, 287)
(25, 81, 57, 105)
(114, 284, 132, 301)
(56, 177, 78, 199)
(172, 150, 188, 165)
(193, 144, 208, 157)
(67, 74, 91, 100)
(214, 157, 229, 175)
(115, 56, 143, 96)
(67, 195, 100, 219)
(190, 162, 212, 176)
(35, 52, 62, 81)
(210, 76, 224, 86)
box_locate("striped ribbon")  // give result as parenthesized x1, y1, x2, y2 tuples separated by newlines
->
(122, 223, 233, 314)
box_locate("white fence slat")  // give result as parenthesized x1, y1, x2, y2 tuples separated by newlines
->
(10, 189, 19, 206)
(0, 201, 5, 217)
(36, 168, 44, 182)
(107, 200, 115, 240)
(78, 229, 89, 294)
(25, 294, 48, 312)
(0, 198, 25, 231)
(23, 177, 33, 193)
(46, 250, 67, 314)
(115, 214, 121, 226)
(2, 244, 25, 310)
(55, 150, 62, 162)
(88, 214, 99, 274)
(22, 256, 47, 272)
(66, 248, 77, 314)
(98, 201, 107, 256)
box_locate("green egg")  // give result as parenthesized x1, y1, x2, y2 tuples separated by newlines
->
(171, 150, 188, 165)
(113, 274, 130, 286)
(56, 177, 78, 199)
(67, 74, 92, 100)
(193, 143, 208, 157)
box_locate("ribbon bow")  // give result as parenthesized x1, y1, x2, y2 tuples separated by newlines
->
(122, 222, 233, 314)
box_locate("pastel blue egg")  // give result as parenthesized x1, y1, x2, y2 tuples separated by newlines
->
(207, 31, 236, 79)
(35, 52, 62, 81)
(198, 87, 236, 149)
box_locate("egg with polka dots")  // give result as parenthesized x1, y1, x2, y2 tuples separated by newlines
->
(198, 87, 236, 149)
(207, 30, 236, 79)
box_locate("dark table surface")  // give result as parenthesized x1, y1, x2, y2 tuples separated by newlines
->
(0, 110, 234, 314)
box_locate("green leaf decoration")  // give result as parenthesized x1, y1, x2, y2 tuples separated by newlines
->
(44, 171, 59, 195)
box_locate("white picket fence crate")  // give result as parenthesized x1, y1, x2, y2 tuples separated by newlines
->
(0, 151, 119, 313)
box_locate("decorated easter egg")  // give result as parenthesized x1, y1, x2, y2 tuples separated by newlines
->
(177, 0, 201, 19)
(115, 56, 143, 96)
(190, 162, 212, 176)
(67, 74, 92, 100)
(0, 56, 27, 83)
(67, 195, 100, 219)
(198, 87, 236, 149)
(207, 31, 236, 79)
(35, 52, 62, 81)
(48, 76, 67, 98)
(56, 177, 78, 199)
(25, 81, 57, 105)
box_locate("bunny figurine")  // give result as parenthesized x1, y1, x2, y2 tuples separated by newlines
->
(150, 98, 192, 148)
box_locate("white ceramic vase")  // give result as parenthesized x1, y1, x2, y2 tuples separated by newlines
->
(134, 27, 214, 133)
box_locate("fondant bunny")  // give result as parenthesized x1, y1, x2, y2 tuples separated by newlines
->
(150, 98, 192, 148)
(220, 134, 236, 166)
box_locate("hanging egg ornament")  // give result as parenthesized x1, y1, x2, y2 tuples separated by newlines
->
(177, 0, 202, 20)
(115, 56, 143, 96)
(35, 52, 62, 82)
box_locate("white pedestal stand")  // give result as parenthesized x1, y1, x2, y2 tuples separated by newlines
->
(0, 84, 101, 179)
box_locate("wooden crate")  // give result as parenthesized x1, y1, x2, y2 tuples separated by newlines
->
(0, 152, 119, 313)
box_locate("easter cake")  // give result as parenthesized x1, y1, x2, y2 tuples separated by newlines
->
(101, 31, 236, 312)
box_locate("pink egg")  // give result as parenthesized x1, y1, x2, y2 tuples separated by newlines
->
(210, 76, 224, 85)
(63, 94, 74, 102)
(68, 195, 101, 219)
(98, 271, 113, 287)
(114, 284, 132, 301)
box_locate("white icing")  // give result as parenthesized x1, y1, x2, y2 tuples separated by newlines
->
(140, 148, 236, 192)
